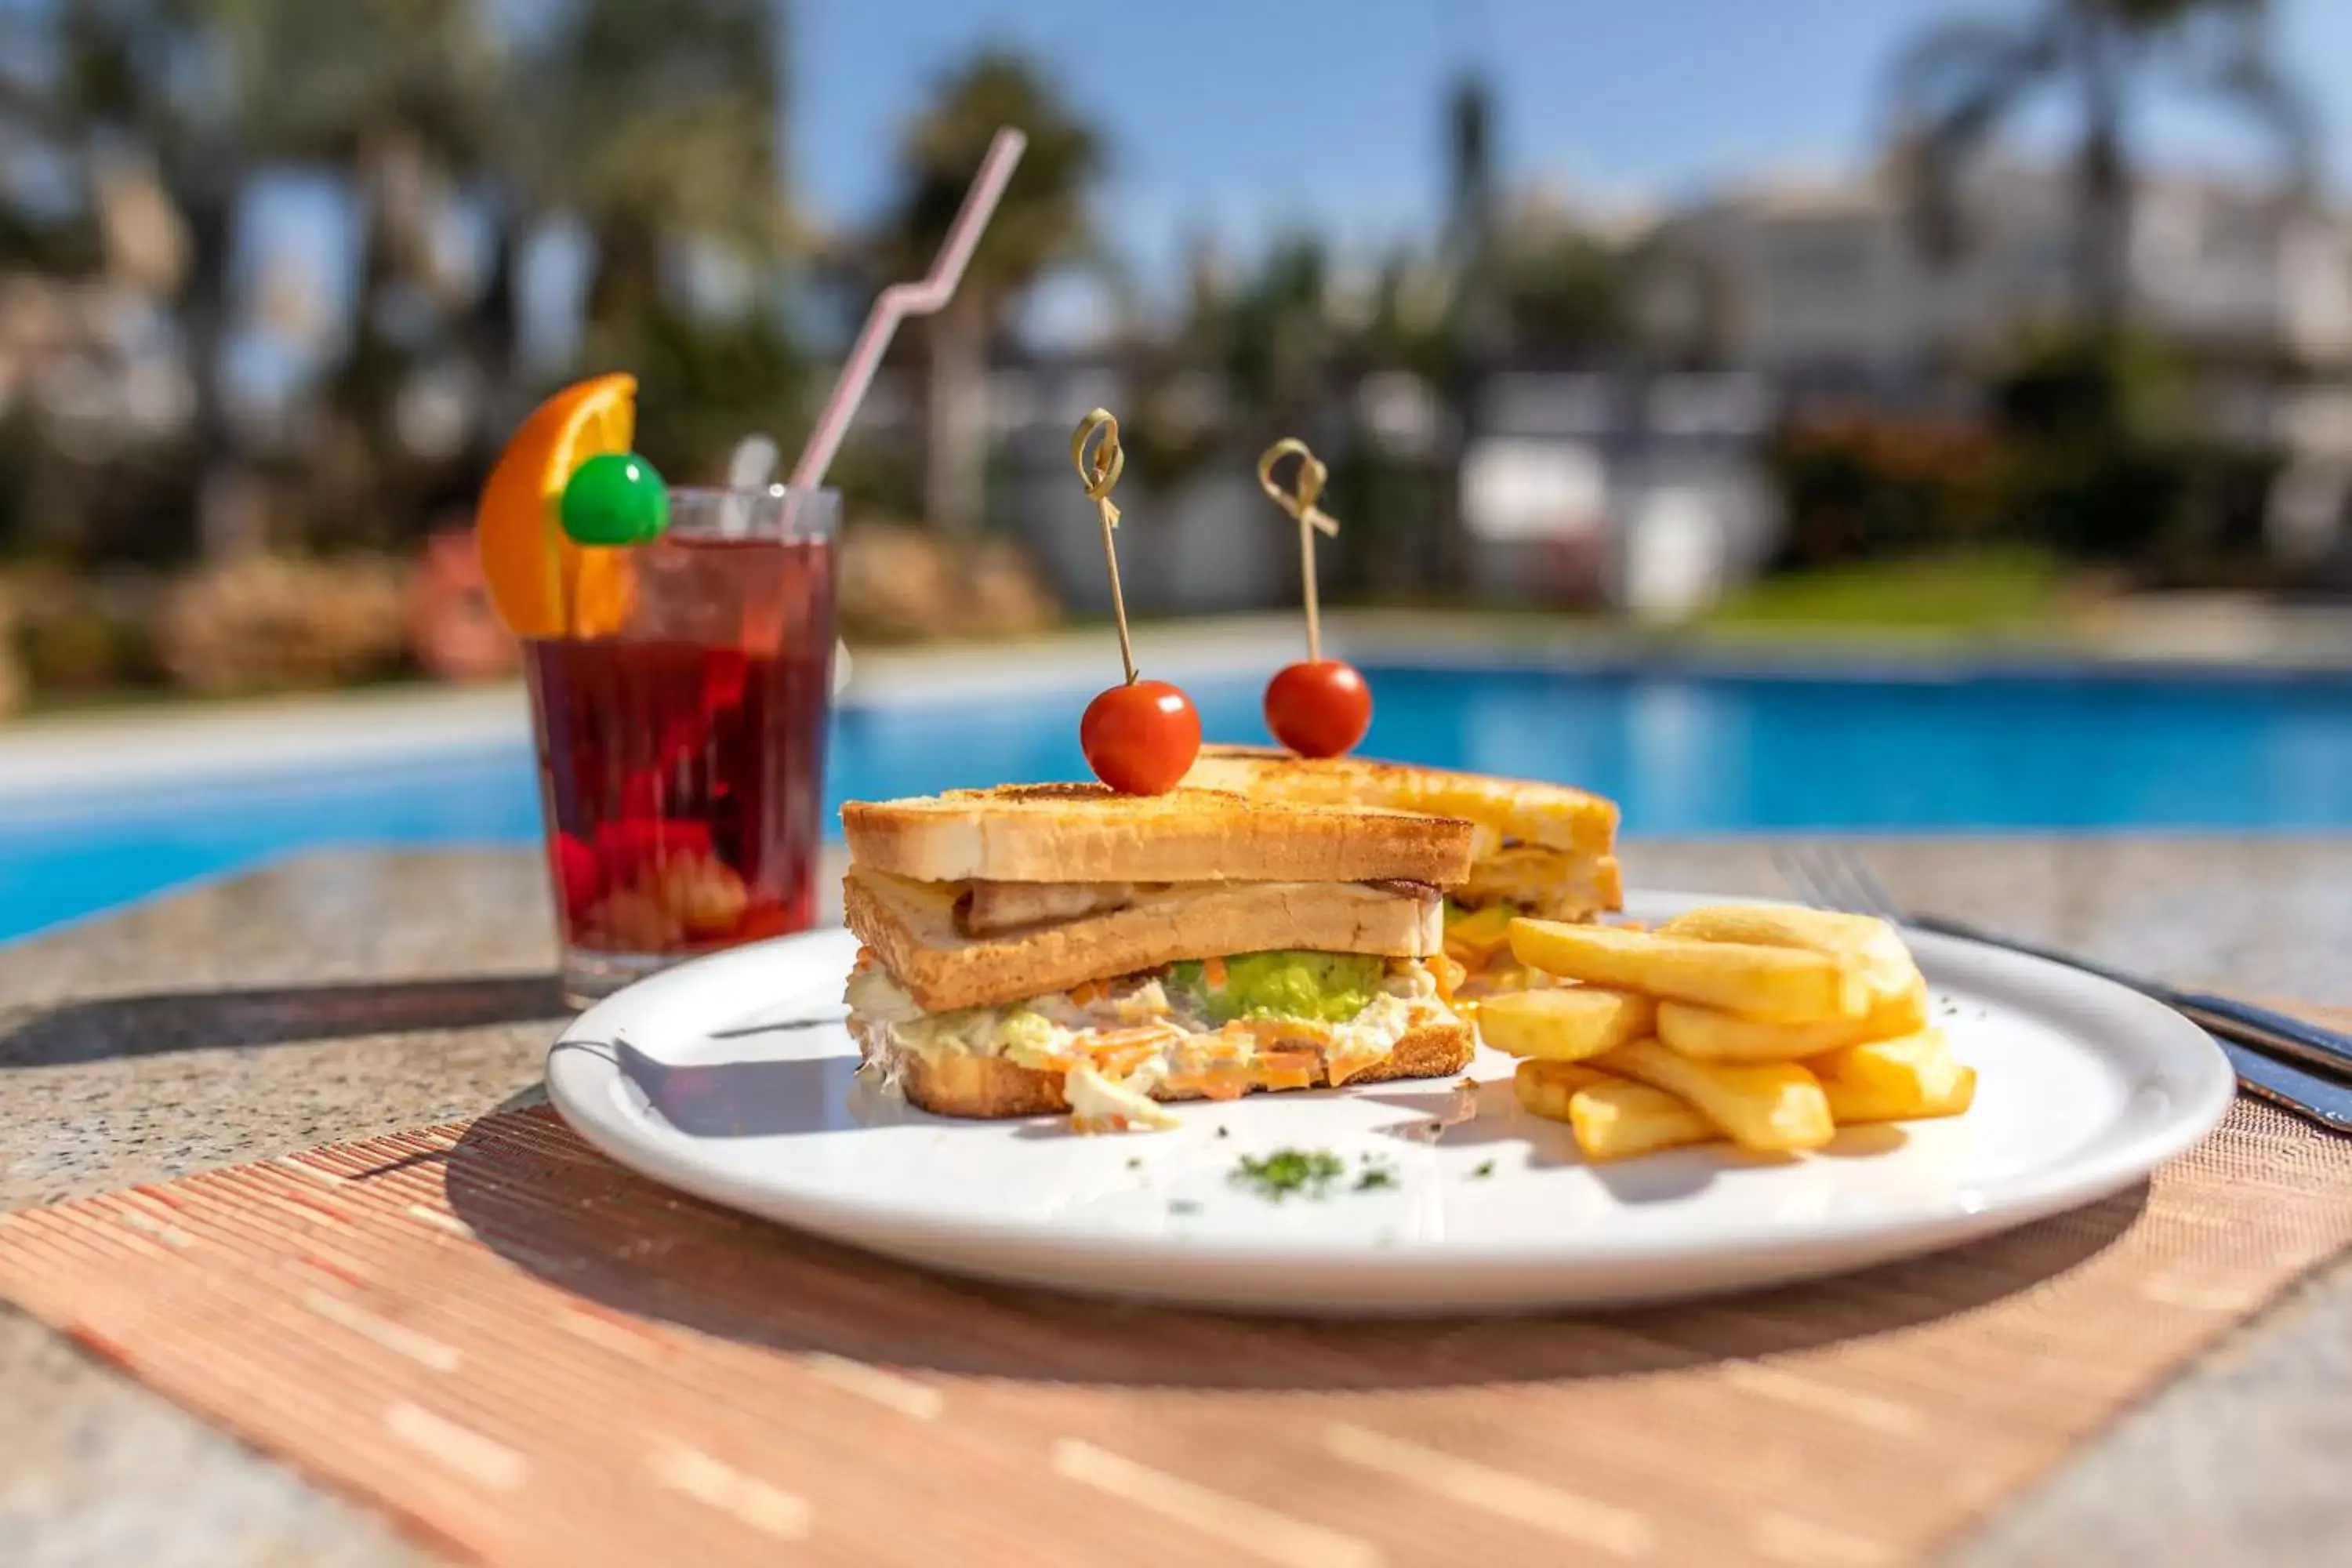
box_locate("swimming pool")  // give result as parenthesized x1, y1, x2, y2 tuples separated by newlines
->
(6, 660, 2350, 943)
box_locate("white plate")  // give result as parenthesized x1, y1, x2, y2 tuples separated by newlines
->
(544, 891, 2233, 1315)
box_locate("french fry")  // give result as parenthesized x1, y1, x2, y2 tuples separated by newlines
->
(1657, 980, 1929, 1062)
(1592, 1037, 1835, 1153)
(1566, 1078, 1719, 1162)
(1508, 920, 1859, 1023)
(1478, 987, 1656, 1062)
(1821, 1065, 1977, 1123)
(1511, 1058, 1612, 1123)
(1810, 1028, 1970, 1105)
(1657, 904, 1921, 1016)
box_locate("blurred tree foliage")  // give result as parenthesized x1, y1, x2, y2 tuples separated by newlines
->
(0, 0, 800, 565)
(1989, 328, 2279, 575)
(1769, 328, 2283, 582)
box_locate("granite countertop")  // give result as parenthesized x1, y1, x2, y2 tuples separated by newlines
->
(3, 839, 2349, 1566)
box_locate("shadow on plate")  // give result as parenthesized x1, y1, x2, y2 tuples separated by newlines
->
(0, 975, 569, 1069)
(437, 1090, 2150, 1396)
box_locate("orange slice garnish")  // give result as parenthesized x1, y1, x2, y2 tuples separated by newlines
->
(475, 373, 639, 637)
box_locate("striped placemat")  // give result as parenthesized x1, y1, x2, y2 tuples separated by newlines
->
(3, 1074, 2350, 1565)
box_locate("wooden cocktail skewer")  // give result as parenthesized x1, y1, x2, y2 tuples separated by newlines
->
(1071, 408, 1199, 793)
(1073, 408, 1136, 685)
(1254, 437, 1371, 758)
(1257, 437, 1341, 664)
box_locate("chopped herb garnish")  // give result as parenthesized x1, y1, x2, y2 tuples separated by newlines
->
(1354, 1166, 1397, 1191)
(1471, 1160, 1496, 1179)
(1216, 1127, 1230, 1138)
(1230, 1148, 1346, 1201)
(1125, 1157, 1142, 1170)
(1169, 1199, 1201, 1215)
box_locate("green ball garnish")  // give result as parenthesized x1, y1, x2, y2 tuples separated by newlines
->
(560, 452, 669, 546)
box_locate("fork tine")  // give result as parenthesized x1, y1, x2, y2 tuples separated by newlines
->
(1835, 847, 1907, 924)
(1769, 844, 1822, 906)
(1814, 840, 1898, 921)
(1773, 842, 1844, 910)
(1797, 841, 1853, 912)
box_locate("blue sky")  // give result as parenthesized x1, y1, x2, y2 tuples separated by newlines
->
(230, 0, 2352, 378)
(799, 0, 2352, 273)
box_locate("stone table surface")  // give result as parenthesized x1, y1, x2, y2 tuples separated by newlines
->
(3, 839, 2350, 1567)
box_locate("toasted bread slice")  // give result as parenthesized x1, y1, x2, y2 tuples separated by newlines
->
(840, 782, 1474, 887)
(1183, 745, 1617, 856)
(1458, 849, 1625, 920)
(846, 867, 1444, 1014)
(852, 1016, 1475, 1120)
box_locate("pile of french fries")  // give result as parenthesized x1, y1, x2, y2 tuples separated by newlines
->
(1477, 906, 1976, 1163)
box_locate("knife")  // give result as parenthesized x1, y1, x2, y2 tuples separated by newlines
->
(1904, 913, 2352, 1132)
(2210, 1036, 2352, 1134)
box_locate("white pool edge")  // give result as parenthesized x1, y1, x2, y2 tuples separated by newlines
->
(5, 608, 2350, 813)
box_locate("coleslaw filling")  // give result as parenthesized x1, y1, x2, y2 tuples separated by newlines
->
(846, 954, 1451, 1133)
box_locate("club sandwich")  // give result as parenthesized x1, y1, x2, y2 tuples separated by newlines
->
(840, 783, 1478, 1131)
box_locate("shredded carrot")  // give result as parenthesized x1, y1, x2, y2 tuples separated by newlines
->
(1090, 1047, 1154, 1080)
(1165, 1063, 1252, 1101)
(1431, 953, 1467, 1001)
(1083, 1024, 1182, 1081)
(1252, 1058, 1318, 1092)
(1202, 954, 1228, 989)
(1090, 1025, 1181, 1051)
(1242, 1018, 1333, 1047)
(1068, 978, 1107, 1007)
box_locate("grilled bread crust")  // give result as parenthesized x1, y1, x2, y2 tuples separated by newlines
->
(1182, 746, 1618, 856)
(840, 783, 1474, 887)
(851, 1016, 1476, 1120)
(844, 867, 1445, 1014)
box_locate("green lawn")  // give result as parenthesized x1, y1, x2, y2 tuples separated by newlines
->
(1704, 550, 2064, 633)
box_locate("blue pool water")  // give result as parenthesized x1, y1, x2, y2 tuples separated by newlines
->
(6, 662, 2350, 943)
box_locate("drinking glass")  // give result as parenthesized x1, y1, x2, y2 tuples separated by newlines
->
(523, 486, 839, 1006)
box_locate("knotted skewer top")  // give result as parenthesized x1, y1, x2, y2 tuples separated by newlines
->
(1258, 437, 1341, 663)
(1072, 408, 1135, 684)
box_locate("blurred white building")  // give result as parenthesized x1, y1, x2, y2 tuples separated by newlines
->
(1640, 158, 2352, 575)
(1639, 158, 2352, 376)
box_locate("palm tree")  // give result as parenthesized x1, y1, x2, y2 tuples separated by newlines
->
(209, 0, 506, 545)
(520, 0, 804, 480)
(874, 52, 1101, 536)
(23, 0, 503, 556)
(1886, 0, 2317, 333)
(530, 0, 792, 344)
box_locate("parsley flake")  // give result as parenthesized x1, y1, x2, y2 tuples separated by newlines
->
(1229, 1149, 1346, 1201)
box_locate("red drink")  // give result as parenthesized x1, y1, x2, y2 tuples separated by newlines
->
(524, 499, 837, 1004)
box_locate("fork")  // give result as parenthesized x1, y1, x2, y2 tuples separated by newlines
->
(1774, 840, 2352, 1134)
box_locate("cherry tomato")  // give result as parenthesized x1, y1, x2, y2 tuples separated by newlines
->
(1081, 679, 1202, 794)
(1265, 659, 1371, 758)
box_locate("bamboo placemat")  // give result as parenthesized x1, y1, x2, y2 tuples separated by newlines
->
(4, 1040, 2350, 1566)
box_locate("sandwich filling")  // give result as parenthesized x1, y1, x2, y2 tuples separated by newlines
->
(848, 949, 1457, 1132)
